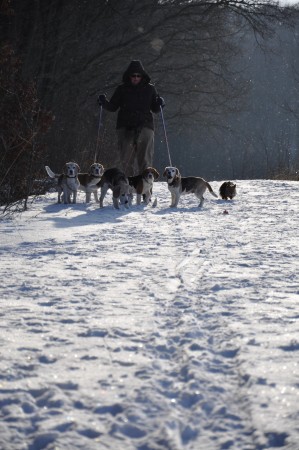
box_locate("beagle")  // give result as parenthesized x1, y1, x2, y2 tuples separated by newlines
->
(128, 167, 159, 205)
(98, 168, 131, 209)
(45, 162, 80, 204)
(219, 181, 237, 200)
(78, 163, 104, 203)
(163, 166, 218, 207)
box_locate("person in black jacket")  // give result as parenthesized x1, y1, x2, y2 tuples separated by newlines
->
(98, 60, 164, 176)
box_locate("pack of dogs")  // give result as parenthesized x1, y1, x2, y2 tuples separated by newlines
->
(45, 162, 236, 209)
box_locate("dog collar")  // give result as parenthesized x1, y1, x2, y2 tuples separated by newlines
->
(142, 176, 151, 184)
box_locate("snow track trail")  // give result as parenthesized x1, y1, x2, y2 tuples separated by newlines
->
(0, 180, 298, 450)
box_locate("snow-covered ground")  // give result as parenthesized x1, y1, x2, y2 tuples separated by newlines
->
(0, 179, 298, 450)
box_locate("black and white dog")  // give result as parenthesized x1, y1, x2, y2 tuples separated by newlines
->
(163, 166, 218, 207)
(45, 162, 80, 204)
(98, 168, 131, 209)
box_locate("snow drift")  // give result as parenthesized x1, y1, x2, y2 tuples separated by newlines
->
(0, 179, 298, 450)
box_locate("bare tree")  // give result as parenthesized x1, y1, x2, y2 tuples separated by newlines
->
(85, 0, 293, 169)
(1, 0, 295, 179)
(0, 42, 53, 212)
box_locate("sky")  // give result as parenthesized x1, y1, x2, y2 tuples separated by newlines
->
(0, 178, 298, 450)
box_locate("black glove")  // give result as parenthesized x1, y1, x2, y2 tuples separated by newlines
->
(98, 94, 106, 106)
(156, 96, 165, 107)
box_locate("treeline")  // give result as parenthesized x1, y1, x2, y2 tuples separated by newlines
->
(0, 42, 53, 212)
(0, 0, 297, 211)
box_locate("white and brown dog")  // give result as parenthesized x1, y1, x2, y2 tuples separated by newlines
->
(163, 166, 218, 207)
(99, 168, 131, 209)
(45, 162, 80, 204)
(128, 167, 159, 205)
(78, 163, 104, 203)
(219, 181, 237, 200)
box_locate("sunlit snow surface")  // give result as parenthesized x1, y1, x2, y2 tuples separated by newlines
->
(0, 180, 298, 450)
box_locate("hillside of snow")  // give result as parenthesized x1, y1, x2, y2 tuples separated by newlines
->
(0, 179, 298, 450)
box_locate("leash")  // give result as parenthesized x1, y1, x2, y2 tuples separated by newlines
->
(94, 105, 103, 163)
(160, 105, 172, 167)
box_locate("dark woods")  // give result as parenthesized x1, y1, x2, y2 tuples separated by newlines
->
(0, 43, 53, 212)
(0, 0, 297, 211)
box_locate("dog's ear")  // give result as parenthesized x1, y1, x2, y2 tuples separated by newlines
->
(163, 168, 167, 177)
(112, 186, 121, 198)
(75, 163, 80, 172)
(153, 169, 159, 180)
(175, 168, 180, 177)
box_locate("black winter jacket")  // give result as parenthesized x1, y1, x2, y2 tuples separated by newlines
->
(101, 61, 161, 131)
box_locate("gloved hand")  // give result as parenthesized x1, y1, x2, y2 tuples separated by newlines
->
(98, 94, 106, 106)
(156, 96, 165, 107)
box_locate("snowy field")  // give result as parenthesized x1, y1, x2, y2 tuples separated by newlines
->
(0, 179, 298, 450)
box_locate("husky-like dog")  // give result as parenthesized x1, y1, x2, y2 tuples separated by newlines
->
(45, 162, 80, 204)
(163, 166, 218, 207)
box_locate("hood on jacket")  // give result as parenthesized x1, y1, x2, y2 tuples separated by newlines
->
(122, 60, 151, 84)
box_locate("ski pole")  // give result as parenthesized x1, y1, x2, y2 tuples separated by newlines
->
(160, 105, 172, 167)
(94, 104, 103, 163)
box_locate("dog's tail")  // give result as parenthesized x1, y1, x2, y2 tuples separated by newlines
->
(45, 166, 58, 179)
(206, 182, 218, 198)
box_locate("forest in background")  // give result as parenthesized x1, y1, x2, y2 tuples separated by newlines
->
(1, 0, 298, 209)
